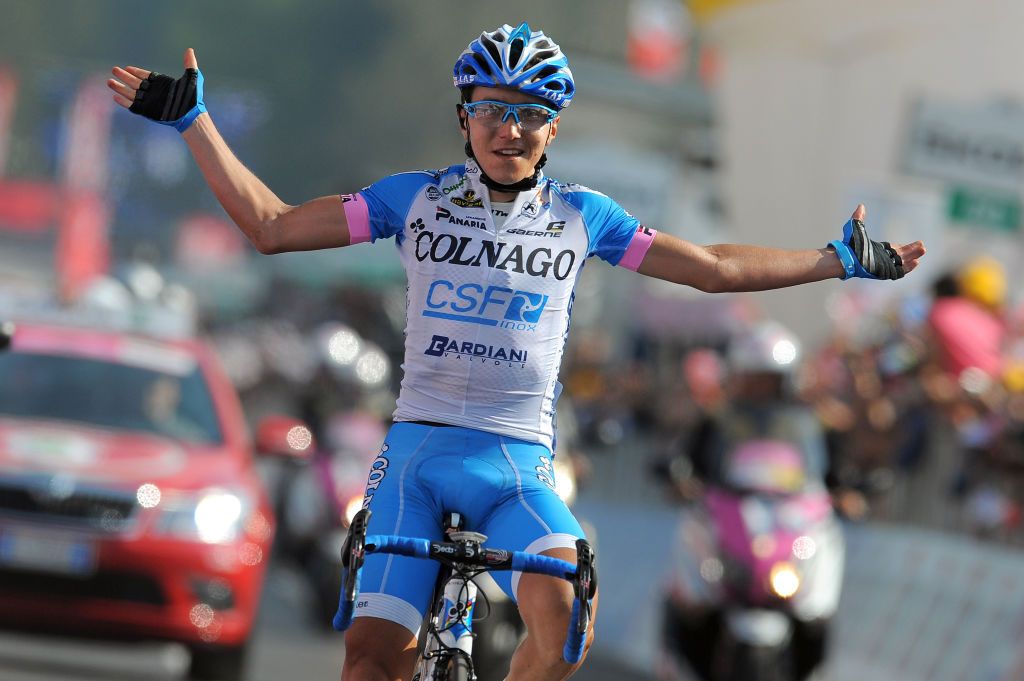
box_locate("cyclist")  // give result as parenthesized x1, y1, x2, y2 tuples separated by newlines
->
(108, 22, 925, 681)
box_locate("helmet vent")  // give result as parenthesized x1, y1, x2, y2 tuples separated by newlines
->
(472, 53, 492, 76)
(509, 38, 525, 68)
(535, 65, 559, 80)
(527, 52, 558, 70)
(483, 40, 502, 69)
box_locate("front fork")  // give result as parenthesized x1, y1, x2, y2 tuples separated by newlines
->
(414, 574, 478, 680)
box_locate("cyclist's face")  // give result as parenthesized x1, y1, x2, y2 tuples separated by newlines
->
(459, 86, 559, 187)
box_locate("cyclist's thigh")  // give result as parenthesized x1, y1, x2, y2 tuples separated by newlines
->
(354, 422, 444, 635)
(342, 616, 418, 680)
(478, 437, 585, 601)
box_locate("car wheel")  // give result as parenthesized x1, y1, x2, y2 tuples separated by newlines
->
(189, 643, 248, 681)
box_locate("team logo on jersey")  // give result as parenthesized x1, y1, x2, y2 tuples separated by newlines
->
(413, 232, 576, 280)
(521, 202, 539, 218)
(435, 207, 487, 230)
(442, 177, 466, 195)
(425, 186, 443, 201)
(507, 221, 565, 238)
(423, 279, 550, 331)
(424, 334, 528, 368)
(451, 189, 484, 208)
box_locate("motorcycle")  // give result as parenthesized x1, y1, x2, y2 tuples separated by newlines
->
(657, 435, 845, 681)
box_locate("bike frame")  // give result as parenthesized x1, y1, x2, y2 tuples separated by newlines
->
(333, 509, 596, 680)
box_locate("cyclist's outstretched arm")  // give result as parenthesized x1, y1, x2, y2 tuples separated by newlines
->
(107, 48, 352, 254)
(636, 204, 925, 292)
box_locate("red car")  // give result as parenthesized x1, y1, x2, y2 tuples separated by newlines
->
(0, 320, 290, 681)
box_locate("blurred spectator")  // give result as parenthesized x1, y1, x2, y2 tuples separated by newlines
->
(927, 258, 1007, 381)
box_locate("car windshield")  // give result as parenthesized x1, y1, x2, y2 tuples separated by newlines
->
(0, 351, 224, 445)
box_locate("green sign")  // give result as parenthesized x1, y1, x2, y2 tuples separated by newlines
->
(948, 187, 1021, 231)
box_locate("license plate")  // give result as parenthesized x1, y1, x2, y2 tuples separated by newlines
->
(0, 528, 97, 576)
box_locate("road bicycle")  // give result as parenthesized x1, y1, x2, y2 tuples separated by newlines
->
(333, 508, 596, 680)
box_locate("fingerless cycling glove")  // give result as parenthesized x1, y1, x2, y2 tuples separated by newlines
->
(829, 218, 904, 280)
(129, 68, 206, 133)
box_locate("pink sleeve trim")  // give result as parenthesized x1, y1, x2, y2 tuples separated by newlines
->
(341, 193, 371, 244)
(619, 226, 657, 270)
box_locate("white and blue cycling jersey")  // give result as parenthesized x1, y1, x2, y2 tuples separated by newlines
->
(342, 158, 656, 449)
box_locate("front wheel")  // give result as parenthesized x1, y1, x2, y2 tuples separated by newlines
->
(724, 642, 792, 681)
(447, 654, 473, 681)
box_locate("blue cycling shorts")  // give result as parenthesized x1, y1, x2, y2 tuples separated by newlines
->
(352, 422, 585, 635)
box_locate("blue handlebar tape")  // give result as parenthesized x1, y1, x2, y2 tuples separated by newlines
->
(563, 598, 586, 664)
(332, 565, 360, 631)
(332, 598, 355, 631)
(365, 535, 431, 557)
(511, 552, 576, 578)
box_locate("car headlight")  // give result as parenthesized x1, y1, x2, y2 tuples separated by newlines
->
(154, 489, 249, 544)
(194, 492, 244, 543)
(769, 561, 801, 599)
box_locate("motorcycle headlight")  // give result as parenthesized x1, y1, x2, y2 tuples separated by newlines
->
(553, 459, 576, 506)
(155, 489, 249, 544)
(769, 561, 801, 599)
(343, 494, 364, 527)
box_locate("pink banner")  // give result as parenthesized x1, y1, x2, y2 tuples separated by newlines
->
(61, 76, 113, 192)
(0, 67, 17, 177)
(55, 191, 111, 302)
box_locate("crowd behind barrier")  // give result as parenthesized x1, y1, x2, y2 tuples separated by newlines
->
(556, 258, 1024, 550)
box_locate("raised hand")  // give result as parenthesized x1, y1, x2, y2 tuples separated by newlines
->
(107, 48, 205, 132)
(833, 204, 926, 280)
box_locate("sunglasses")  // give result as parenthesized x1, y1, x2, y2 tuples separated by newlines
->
(461, 100, 558, 132)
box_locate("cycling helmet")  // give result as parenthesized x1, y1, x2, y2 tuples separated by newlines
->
(728, 321, 802, 374)
(453, 22, 575, 109)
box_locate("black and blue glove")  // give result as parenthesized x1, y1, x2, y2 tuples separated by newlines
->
(829, 218, 904, 280)
(129, 68, 206, 133)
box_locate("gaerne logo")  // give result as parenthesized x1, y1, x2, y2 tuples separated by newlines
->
(508, 220, 565, 238)
(413, 232, 576, 280)
(425, 334, 528, 368)
(424, 279, 549, 331)
(435, 207, 487, 230)
(451, 189, 484, 208)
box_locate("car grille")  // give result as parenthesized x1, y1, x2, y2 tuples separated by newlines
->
(0, 567, 166, 606)
(0, 480, 139, 533)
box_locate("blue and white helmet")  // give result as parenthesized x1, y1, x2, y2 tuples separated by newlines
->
(453, 22, 575, 110)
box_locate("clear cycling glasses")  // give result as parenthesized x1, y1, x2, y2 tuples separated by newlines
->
(461, 100, 558, 131)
